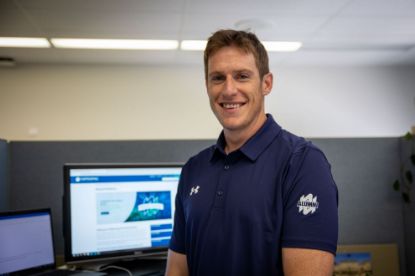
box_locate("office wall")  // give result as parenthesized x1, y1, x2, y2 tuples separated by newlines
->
(0, 64, 414, 140)
(0, 139, 9, 211)
(8, 138, 407, 275)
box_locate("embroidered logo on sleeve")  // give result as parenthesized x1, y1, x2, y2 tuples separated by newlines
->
(190, 186, 200, 196)
(297, 193, 319, 215)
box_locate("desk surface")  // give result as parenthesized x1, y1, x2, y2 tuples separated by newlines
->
(57, 256, 166, 276)
(100, 259, 166, 276)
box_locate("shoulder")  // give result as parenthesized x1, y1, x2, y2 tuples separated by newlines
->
(177, 145, 215, 197)
(179, 144, 216, 183)
(183, 144, 215, 170)
(275, 129, 335, 198)
(276, 128, 329, 164)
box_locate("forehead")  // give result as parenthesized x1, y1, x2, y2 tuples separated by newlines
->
(207, 46, 258, 74)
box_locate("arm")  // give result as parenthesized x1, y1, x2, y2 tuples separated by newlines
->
(281, 146, 338, 275)
(282, 248, 334, 276)
(165, 249, 189, 276)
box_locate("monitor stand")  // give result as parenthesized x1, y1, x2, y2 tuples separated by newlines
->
(72, 260, 115, 272)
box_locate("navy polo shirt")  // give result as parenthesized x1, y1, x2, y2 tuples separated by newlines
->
(170, 115, 338, 276)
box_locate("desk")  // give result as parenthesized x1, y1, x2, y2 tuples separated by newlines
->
(99, 259, 166, 276)
(56, 255, 166, 276)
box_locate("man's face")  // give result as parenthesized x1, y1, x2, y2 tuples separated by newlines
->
(206, 46, 272, 135)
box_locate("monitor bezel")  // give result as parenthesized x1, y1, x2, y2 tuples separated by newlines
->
(63, 162, 183, 265)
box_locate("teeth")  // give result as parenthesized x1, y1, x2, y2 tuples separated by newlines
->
(223, 103, 241, 109)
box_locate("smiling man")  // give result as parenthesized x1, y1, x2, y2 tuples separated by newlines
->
(165, 29, 338, 276)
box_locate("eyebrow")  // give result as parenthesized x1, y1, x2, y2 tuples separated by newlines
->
(208, 69, 254, 78)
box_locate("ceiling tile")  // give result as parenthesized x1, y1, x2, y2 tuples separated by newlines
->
(17, 0, 185, 13)
(26, 10, 182, 38)
(1, 0, 415, 66)
(186, 0, 350, 16)
(340, 0, 415, 16)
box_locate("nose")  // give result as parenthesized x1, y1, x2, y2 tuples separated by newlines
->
(223, 76, 237, 97)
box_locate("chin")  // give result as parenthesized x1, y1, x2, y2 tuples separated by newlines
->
(219, 118, 244, 131)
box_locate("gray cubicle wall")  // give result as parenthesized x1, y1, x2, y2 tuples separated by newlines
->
(312, 138, 405, 275)
(9, 140, 213, 254)
(8, 138, 407, 274)
(401, 138, 415, 276)
(0, 139, 9, 211)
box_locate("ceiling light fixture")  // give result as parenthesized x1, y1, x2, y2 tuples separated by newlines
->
(180, 40, 207, 51)
(263, 41, 302, 52)
(50, 39, 179, 50)
(181, 40, 302, 52)
(0, 37, 50, 48)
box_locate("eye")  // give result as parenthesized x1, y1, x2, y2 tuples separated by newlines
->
(236, 72, 250, 81)
(210, 74, 225, 83)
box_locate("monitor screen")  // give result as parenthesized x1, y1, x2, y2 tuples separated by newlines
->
(63, 163, 182, 265)
(0, 209, 55, 274)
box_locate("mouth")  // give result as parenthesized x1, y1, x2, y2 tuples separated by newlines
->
(220, 103, 245, 110)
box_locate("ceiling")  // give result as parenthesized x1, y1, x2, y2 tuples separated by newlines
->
(1, 0, 415, 66)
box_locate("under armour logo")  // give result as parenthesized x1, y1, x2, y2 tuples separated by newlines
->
(190, 186, 200, 196)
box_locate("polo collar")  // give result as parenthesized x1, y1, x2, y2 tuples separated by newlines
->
(210, 114, 282, 162)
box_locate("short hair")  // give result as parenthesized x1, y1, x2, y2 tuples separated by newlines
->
(204, 29, 269, 80)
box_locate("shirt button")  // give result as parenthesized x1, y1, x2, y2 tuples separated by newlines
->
(224, 165, 229, 170)
(217, 190, 224, 196)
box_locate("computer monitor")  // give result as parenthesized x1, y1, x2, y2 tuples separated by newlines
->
(0, 208, 56, 275)
(63, 163, 182, 265)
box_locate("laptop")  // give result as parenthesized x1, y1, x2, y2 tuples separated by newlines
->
(0, 208, 105, 276)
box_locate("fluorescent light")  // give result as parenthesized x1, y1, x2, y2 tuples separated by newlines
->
(50, 39, 179, 50)
(181, 40, 207, 51)
(0, 37, 50, 48)
(263, 41, 302, 52)
(180, 40, 301, 52)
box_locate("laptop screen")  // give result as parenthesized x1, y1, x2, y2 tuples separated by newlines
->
(0, 209, 55, 274)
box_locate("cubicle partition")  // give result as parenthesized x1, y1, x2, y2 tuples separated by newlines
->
(0, 139, 9, 211)
(8, 140, 213, 253)
(7, 138, 409, 275)
(401, 138, 415, 276)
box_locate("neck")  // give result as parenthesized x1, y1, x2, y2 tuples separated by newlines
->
(223, 113, 267, 154)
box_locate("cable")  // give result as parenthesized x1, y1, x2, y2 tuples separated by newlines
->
(98, 265, 133, 276)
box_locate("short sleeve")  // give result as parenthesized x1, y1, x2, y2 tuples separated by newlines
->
(281, 145, 338, 255)
(169, 165, 187, 254)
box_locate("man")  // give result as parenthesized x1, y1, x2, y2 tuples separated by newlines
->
(166, 29, 338, 276)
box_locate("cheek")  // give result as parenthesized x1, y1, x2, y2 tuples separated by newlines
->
(207, 88, 220, 101)
(207, 92, 217, 109)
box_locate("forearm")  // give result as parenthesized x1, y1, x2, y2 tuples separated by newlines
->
(165, 249, 189, 276)
(282, 248, 334, 276)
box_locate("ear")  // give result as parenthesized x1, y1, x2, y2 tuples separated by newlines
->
(262, 72, 273, 96)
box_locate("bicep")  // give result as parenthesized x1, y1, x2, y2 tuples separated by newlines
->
(165, 249, 189, 276)
(282, 248, 334, 276)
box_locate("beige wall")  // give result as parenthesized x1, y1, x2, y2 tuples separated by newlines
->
(0, 64, 219, 140)
(0, 64, 414, 140)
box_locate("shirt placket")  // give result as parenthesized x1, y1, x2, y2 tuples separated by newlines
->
(213, 156, 232, 209)
(213, 153, 239, 209)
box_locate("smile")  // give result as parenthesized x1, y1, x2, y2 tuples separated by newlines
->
(221, 103, 244, 109)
